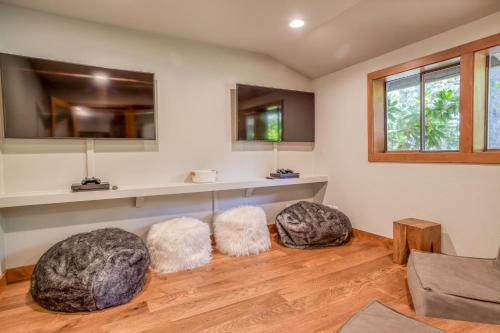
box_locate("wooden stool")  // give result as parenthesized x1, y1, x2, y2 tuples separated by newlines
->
(393, 218, 441, 264)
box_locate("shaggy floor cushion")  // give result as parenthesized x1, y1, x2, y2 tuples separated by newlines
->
(338, 300, 443, 333)
(407, 249, 500, 324)
(275, 201, 352, 249)
(147, 217, 211, 273)
(214, 206, 271, 256)
(31, 228, 149, 312)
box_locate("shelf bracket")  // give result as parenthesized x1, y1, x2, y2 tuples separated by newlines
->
(244, 188, 255, 197)
(135, 196, 145, 208)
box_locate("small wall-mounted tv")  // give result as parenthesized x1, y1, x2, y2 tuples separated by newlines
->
(236, 84, 314, 142)
(0, 53, 155, 139)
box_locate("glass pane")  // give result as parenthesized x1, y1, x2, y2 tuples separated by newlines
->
(487, 47, 500, 149)
(423, 65, 460, 151)
(385, 74, 421, 151)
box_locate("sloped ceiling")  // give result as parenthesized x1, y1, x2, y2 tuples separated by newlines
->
(1, 0, 499, 78)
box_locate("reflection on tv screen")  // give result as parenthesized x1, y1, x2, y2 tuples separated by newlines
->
(237, 84, 314, 142)
(240, 103, 282, 141)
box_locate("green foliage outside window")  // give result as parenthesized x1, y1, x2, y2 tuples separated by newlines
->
(386, 71, 460, 151)
(386, 85, 420, 150)
(424, 84, 460, 151)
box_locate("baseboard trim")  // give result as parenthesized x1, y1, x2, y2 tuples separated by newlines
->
(267, 224, 277, 234)
(3, 226, 391, 285)
(0, 273, 6, 293)
(268, 224, 392, 247)
(6, 265, 34, 284)
(352, 228, 393, 248)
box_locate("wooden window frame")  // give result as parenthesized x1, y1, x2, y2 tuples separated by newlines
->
(485, 47, 500, 151)
(368, 33, 500, 163)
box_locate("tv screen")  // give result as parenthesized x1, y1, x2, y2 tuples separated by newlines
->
(0, 53, 155, 139)
(236, 84, 314, 142)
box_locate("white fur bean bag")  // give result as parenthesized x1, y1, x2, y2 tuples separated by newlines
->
(214, 206, 271, 256)
(147, 217, 211, 273)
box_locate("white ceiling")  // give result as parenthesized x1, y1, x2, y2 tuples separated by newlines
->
(1, 0, 499, 78)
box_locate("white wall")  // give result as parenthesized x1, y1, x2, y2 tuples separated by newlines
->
(314, 12, 500, 258)
(0, 5, 319, 268)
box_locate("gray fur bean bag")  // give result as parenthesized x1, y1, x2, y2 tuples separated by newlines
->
(276, 201, 352, 248)
(31, 228, 150, 312)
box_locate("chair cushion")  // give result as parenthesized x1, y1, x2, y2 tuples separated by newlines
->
(31, 228, 149, 312)
(411, 250, 500, 303)
(407, 250, 500, 324)
(275, 201, 352, 248)
(338, 300, 443, 333)
(147, 217, 211, 273)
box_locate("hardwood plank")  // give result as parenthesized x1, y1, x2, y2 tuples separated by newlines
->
(118, 293, 287, 333)
(263, 287, 396, 333)
(279, 254, 398, 301)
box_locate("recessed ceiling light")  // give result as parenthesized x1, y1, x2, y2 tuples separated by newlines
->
(289, 19, 305, 29)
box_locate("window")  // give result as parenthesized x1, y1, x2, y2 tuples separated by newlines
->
(386, 73, 420, 151)
(385, 62, 461, 152)
(368, 33, 500, 164)
(487, 46, 500, 149)
(423, 65, 461, 151)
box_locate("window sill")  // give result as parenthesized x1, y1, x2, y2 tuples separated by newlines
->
(368, 151, 500, 164)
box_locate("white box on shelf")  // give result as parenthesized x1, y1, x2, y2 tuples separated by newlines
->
(191, 170, 217, 183)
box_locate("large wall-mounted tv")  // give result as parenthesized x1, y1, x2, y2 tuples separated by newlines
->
(0, 53, 155, 139)
(236, 84, 314, 142)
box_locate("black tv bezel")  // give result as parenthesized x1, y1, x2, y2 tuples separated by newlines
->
(0, 52, 157, 140)
(235, 83, 315, 143)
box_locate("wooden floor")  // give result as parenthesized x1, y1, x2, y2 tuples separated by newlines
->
(0, 234, 499, 333)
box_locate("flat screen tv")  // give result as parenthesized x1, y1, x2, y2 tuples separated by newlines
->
(0, 53, 155, 139)
(236, 84, 314, 142)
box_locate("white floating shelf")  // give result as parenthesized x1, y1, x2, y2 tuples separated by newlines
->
(0, 175, 328, 208)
